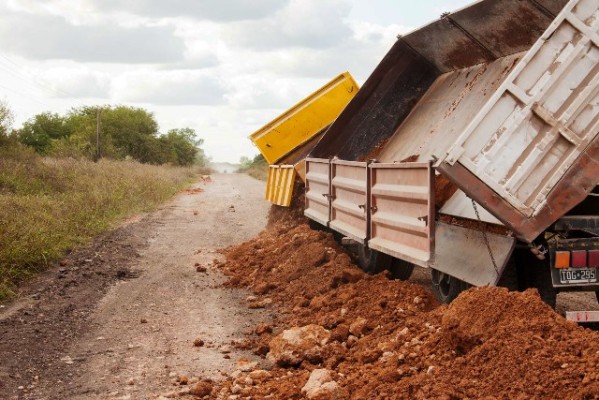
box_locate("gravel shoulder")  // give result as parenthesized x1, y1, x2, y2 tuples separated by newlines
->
(0, 173, 270, 400)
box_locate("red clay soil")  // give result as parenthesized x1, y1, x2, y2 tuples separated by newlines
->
(214, 205, 599, 399)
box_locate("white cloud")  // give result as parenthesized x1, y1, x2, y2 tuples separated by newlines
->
(38, 66, 111, 98)
(224, 0, 352, 50)
(89, 0, 289, 21)
(0, 6, 185, 63)
(112, 70, 226, 106)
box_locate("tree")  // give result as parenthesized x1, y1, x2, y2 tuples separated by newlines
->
(161, 128, 200, 166)
(12, 104, 209, 166)
(16, 112, 71, 154)
(0, 101, 15, 146)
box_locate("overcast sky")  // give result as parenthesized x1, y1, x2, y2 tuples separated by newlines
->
(0, 0, 472, 163)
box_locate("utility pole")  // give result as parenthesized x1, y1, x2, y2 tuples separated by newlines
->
(95, 107, 102, 161)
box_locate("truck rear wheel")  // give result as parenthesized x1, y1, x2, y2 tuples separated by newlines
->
(357, 245, 392, 274)
(431, 269, 469, 304)
(388, 259, 414, 280)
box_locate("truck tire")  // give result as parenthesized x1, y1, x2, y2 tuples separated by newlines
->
(529, 266, 557, 309)
(388, 258, 414, 280)
(308, 219, 326, 231)
(496, 258, 519, 291)
(357, 245, 392, 274)
(431, 269, 469, 304)
(515, 249, 557, 309)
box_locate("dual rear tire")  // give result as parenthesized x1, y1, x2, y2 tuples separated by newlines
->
(356, 246, 414, 280)
(430, 269, 470, 304)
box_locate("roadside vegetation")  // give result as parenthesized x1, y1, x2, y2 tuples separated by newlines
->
(238, 154, 268, 180)
(13, 104, 209, 168)
(0, 102, 208, 299)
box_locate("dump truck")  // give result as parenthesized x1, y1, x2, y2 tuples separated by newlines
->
(303, 0, 599, 320)
(249, 72, 359, 206)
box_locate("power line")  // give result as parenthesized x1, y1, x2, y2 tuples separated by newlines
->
(0, 62, 47, 98)
(0, 53, 76, 98)
(0, 82, 46, 106)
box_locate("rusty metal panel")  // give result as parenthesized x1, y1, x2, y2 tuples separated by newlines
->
(304, 158, 331, 226)
(368, 163, 434, 266)
(438, 0, 599, 236)
(402, 0, 567, 73)
(265, 165, 296, 207)
(329, 160, 369, 243)
(309, 40, 439, 161)
(431, 222, 516, 286)
(308, 0, 566, 165)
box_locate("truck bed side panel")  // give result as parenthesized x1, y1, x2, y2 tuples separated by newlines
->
(368, 162, 434, 265)
(304, 158, 332, 226)
(329, 161, 369, 243)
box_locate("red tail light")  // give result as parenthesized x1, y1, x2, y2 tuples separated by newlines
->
(589, 250, 599, 268)
(571, 250, 587, 268)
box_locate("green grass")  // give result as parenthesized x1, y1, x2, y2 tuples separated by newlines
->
(0, 146, 198, 299)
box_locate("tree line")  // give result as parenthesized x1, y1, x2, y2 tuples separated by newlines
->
(0, 101, 208, 167)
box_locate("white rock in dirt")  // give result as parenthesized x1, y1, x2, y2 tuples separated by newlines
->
(379, 352, 394, 363)
(60, 356, 74, 364)
(301, 369, 347, 400)
(231, 384, 242, 394)
(267, 325, 330, 367)
(236, 359, 258, 372)
(248, 369, 270, 380)
(302, 369, 333, 393)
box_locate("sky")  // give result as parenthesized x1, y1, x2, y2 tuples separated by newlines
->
(0, 0, 473, 163)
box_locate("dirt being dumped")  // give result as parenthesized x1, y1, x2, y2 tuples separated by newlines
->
(214, 205, 599, 399)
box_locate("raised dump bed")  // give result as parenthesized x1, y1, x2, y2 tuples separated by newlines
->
(305, 0, 599, 310)
(249, 72, 359, 206)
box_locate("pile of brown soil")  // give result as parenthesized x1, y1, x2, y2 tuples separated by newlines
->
(266, 178, 306, 227)
(214, 208, 599, 399)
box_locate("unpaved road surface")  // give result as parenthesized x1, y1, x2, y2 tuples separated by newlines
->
(0, 173, 270, 400)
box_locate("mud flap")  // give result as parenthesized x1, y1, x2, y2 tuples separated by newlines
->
(430, 222, 516, 286)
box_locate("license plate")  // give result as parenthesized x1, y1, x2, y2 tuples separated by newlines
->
(559, 268, 598, 284)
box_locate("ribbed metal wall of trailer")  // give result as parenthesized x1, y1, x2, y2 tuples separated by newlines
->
(265, 165, 296, 207)
(304, 158, 331, 226)
(368, 163, 434, 265)
(329, 161, 368, 244)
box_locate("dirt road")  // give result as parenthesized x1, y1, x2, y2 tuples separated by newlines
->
(0, 173, 270, 400)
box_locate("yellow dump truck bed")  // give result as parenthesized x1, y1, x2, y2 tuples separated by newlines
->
(249, 72, 358, 165)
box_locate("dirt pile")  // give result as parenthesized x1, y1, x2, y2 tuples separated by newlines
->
(214, 209, 599, 399)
